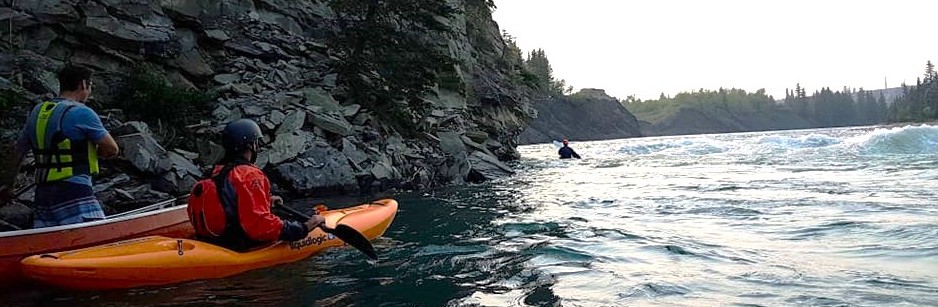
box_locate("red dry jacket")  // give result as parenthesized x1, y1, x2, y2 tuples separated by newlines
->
(187, 162, 307, 251)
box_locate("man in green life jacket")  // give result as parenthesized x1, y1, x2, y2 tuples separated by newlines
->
(0, 66, 120, 228)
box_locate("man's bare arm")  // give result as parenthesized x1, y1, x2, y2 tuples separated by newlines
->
(95, 133, 120, 159)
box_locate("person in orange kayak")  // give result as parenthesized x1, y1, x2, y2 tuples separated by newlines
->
(558, 139, 581, 159)
(187, 119, 325, 251)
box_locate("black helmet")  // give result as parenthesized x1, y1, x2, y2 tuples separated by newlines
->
(222, 119, 263, 153)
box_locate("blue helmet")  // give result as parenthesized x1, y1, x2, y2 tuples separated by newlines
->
(221, 119, 263, 153)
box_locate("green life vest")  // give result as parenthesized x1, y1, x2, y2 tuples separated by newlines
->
(30, 101, 100, 183)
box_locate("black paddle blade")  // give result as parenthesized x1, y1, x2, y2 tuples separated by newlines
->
(324, 224, 378, 260)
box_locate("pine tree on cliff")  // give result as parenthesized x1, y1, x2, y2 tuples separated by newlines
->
(524, 49, 569, 97)
(524, 49, 552, 92)
(480, 0, 496, 9)
(502, 31, 524, 72)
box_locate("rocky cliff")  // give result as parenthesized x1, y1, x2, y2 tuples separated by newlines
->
(518, 89, 642, 145)
(0, 0, 536, 228)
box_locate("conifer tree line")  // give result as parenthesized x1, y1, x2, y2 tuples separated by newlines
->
(523, 49, 572, 97)
(623, 61, 938, 128)
(621, 84, 886, 128)
(623, 85, 887, 128)
(888, 61, 938, 121)
(783, 84, 887, 127)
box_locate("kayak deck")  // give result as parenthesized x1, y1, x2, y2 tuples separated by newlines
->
(20, 199, 397, 290)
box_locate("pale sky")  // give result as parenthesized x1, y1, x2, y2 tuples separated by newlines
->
(491, 0, 938, 101)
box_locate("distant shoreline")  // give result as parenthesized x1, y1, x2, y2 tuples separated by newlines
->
(882, 119, 938, 128)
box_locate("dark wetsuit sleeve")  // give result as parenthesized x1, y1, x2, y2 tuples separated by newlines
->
(278, 220, 309, 241)
(572, 150, 581, 159)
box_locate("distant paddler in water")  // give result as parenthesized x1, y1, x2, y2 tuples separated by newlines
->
(553, 139, 582, 159)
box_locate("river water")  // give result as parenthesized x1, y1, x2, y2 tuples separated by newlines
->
(5, 125, 938, 306)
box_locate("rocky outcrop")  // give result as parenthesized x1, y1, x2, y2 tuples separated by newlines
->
(519, 89, 642, 145)
(0, 0, 535, 222)
(114, 121, 202, 195)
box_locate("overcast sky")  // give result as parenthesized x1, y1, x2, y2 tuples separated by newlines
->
(491, 0, 938, 101)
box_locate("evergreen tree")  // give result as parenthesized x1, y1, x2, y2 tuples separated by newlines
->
(523, 49, 568, 96)
(885, 61, 938, 121)
(926, 60, 936, 83)
(502, 30, 523, 71)
(524, 49, 552, 92)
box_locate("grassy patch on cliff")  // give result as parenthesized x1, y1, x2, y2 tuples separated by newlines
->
(103, 64, 216, 148)
(629, 103, 680, 124)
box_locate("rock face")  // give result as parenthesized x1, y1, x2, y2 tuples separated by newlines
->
(114, 121, 202, 195)
(271, 140, 358, 196)
(0, 0, 536, 215)
(519, 89, 643, 145)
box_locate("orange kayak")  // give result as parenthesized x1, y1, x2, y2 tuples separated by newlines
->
(0, 199, 193, 287)
(20, 199, 398, 290)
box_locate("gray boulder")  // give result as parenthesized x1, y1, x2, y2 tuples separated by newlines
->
(266, 131, 310, 165)
(341, 138, 368, 170)
(308, 111, 352, 136)
(213, 73, 241, 85)
(370, 161, 400, 181)
(82, 13, 177, 57)
(159, 151, 202, 179)
(0, 202, 32, 230)
(112, 120, 151, 136)
(437, 131, 470, 183)
(21, 0, 80, 24)
(342, 104, 361, 117)
(115, 122, 201, 194)
(276, 111, 306, 136)
(0, 8, 38, 32)
(117, 131, 168, 174)
(303, 87, 340, 112)
(254, 0, 335, 19)
(467, 151, 514, 181)
(152, 152, 201, 195)
(204, 29, 230, 42)
(272, 141, 358, 195)
(167, 28, 213, 76)
(93, 173, 132, 193)
(321, 73, 337, 88)
(196, 141, 225, 166)
(160, 0, 256, 23)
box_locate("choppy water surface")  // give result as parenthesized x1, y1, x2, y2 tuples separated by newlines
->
(6, 125, 938, 306)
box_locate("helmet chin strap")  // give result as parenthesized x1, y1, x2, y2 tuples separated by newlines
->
(248, 142, 259, 164)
